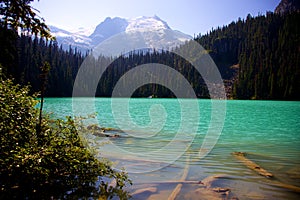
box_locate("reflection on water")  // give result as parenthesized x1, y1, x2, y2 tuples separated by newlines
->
(43, 98, 300, 199)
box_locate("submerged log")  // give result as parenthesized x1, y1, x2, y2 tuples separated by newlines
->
(168, 184, 182, 200)
(87, 124, 102, 131)
(168, 156, 190, 200)
(194, 187, 233, 200)
(192, 175, 234, 200)
(87, 124, 122, 138)
(131, 187, 157, 196)
(272, 182, 300, 193)
(201, 174, 229, 188)
(212, 187, 231, 194)
(93, 131, 120, 138)
(137, 180, 202, 185)
(134, 175, 235, 199)
(212, 187, 230, 192)
(232, 152, 300, 193)
(232, 152, 273, 178)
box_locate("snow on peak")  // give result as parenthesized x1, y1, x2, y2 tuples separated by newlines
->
(126, 16, 170, 33)
(71, 26, 96, 37)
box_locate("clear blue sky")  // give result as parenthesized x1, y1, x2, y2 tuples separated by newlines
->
(31, 0, 281, 36)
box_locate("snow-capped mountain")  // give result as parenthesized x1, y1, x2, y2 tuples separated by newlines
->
(49, 15, 192, 54)
(49, 25, 91, 51)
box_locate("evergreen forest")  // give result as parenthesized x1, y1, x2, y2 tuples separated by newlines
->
(0, 11, 299, 100)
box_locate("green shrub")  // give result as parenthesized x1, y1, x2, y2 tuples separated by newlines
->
(0, 71, 131, 199)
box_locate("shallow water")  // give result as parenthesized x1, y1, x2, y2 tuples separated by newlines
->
(43, 98, 300, 199)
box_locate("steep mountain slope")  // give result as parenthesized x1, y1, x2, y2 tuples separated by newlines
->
(275, 0, 300, 14)
(89, 17, 128, 45)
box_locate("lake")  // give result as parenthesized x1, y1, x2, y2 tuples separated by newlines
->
(43, 98, 300, 199)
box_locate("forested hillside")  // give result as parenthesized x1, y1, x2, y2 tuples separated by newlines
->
(1, 12, 299, 99)
(76, 50, 210, 98)
(196, 12, 299, 100)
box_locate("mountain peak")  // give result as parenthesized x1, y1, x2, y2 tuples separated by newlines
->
(126, 15, 170, 33)
(90, 17, 128, 44)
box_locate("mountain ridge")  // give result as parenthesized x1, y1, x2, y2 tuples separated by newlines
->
(49, 16, 192, 53)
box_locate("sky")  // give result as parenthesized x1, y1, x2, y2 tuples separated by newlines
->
(31, 0, 281, 36)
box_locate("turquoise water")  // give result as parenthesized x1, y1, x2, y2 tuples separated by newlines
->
(43, 98, 300, 199)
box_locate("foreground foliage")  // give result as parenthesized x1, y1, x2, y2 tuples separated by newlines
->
(0, 72, 131, 199)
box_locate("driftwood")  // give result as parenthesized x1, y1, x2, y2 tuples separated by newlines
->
(233, 151, 300, 193)
(194, 188, 232, 200)
(87, 124, 121, 138)
(232, 152, 273, 178)
(211, 188, 231, 199)
(131, 175, 234, 199)
(201, 175, 232, 196)
(168, 157, 190, 200)
(131, 187, 157, 196)
(138, 180, 202, 185)
(272, 182, 300, 193)
(212, 187, 230, 193)
(200, 174, 229, 188)
(192, 175, 234, 199)
(168, 184, 182, 200)
(93, 131, 120, 138)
